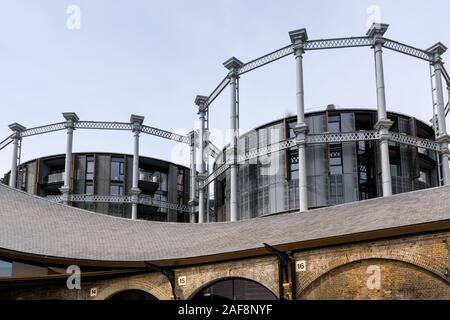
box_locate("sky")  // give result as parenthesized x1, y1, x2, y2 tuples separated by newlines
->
(0, 0, 449, 175)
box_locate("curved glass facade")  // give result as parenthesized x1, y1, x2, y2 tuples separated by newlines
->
(213, 108, 438, 222)
(2, 153, 190, 222)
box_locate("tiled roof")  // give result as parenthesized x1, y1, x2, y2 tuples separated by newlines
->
(1, 183, 449, 263)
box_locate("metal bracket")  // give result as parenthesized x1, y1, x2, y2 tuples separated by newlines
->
(263, 243, 296, 300)
(144, 262, 177, 300)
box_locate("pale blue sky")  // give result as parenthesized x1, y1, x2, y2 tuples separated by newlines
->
(0, 0, 449, 174)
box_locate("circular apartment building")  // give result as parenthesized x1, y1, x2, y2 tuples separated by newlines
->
(2, 153, 191, 222)
(212, 106, 439, 222)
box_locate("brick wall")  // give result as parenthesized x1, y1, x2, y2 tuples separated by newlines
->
(1, 230, 449, 300)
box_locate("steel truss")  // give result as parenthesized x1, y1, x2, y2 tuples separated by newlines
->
(47, 194, 191, 213)
(307, 131, 380, 144)
(200, 163, 230, 189)
(207, 141, 220, 159)
(141, 125, 189, 144)
(0, 120, 191, 145)
(140, 194, 192, 212)
(238, 45, 294, 75)
(205, 34, 439, 113)
(382, 38, 432, 62)
(206, 76, 230, 108)
(0, 135, 14, 151)
(389, 132, 442, 151)
(75, 121, 132, 131)
(21, 122, 66, 138)
(441, 64, 450, 86)
(304, 36, 373, 51)
(201, 131, 442, 189)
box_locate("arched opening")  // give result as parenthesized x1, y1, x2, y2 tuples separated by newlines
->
(191, 278, 277, 301)
(107, 289, 157, 300)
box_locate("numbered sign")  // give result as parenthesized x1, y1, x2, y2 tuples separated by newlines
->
(296, 260, 306, 272)
(90, 288, 98, 297)
(178, 276, 187, 287)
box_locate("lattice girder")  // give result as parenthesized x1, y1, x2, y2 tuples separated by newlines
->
(0, 135, 14, 151)
(20, 122, 66, 138)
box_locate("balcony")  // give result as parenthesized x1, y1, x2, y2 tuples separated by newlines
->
(47, 172, 64, 184)
(138, 171, 159, 195)
(42, 172, 65, 195)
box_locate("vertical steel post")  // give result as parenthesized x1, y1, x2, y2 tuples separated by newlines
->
(8, 123, 26, 189)
(188, 130, 197, 223)
(198, 109, 206, 223)
(428, 42, 450, 185)
(367, 23, 393, 197)
(195, 95, 209, 223)
(130, 115, 144, 220)
(60, 112, 79, 204)
(289, 29, 309, 212)
(223, 57, 244, 222)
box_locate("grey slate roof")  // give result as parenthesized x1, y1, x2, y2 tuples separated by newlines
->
(0, 183, 450, 263)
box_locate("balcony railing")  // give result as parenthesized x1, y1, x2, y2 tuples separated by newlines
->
(46, 172, 64, 184)
(139, 171, 158, 183)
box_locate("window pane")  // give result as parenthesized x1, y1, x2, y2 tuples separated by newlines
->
(330, 158, 341, 166)
(328, 115, 341, 133)
(330, 165, 343, 175)
(328, 122, 340, 133)
(86, 156, 94, 181)
(160, 173, 168, 191)
(85, 183, 93, 195)
(0, 260, 12, 277)
(110, 184, 123, 196)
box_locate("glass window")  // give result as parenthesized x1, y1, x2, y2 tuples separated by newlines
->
(329, 144, 343, 175)
(159, 173, 168, 192)
(389, 148, 401, 176)
(177, 169, 184, 192)
(111, 157, 124, 181)
(0, 260, 12, 277)
(192, 278, 277, 301)
(288, 150, 299, 180)
(85, 183, 93, 195)
(110, 184, 123, 196)
(328, 115, 341, 133)
(86, 156, 94, 181)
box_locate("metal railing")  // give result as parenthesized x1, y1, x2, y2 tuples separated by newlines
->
(47, 193, 192, 213)
(46, 172, 65, 184)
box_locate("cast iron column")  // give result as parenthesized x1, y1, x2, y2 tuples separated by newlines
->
(223, 57, 243, 222)
(428, 42, 450, 185)
(130, 115, 144, 220)
(60, 112, 79, 204)
(367, 23, 393, 196)
(8, 123, 26, 188)
(289, 28, 309, 212)
(195, 95, 208, 223)
(188, 130, 198, 223)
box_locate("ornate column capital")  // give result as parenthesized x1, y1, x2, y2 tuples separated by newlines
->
(63, 112, 79, 129)
(8, 123, 26, 139)
(130, 114, 144, 133)
(223, 57, 244, 77)
(427, 42, 447, 65)
(367, 23, 389, 45)
(289, 28, 308, 55)
(293, 123, 309, 145)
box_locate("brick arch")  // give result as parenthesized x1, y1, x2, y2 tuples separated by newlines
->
(177, 257, 279, 300)
(297, 249, 449, 297)
(94, 273, 173, 300)
(187, 276, 278, 300)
